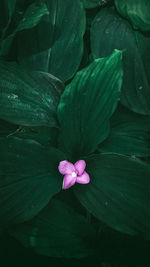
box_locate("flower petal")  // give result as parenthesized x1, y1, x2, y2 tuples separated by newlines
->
(76, 171, 90, 184)
(74, 160, 86, 175)
(62, 174, 76, 190)
(58, 160, 75, 175)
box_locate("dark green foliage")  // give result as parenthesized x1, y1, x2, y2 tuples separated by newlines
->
(81, 0, 111, 9)
(0, 0, 150, 262)
(91, 8, 150, 114)
(0, 137, 65, 226)
(0, 60, 64, 127)
(115, 0, 150, 31)
(58, 50, 123, 159)
(74, 153, 150, 239)
(99, 104, 150, 156)
(0, 1, 48, 57)
(13, 0, 86, 82)
(10, 198, 96, 258)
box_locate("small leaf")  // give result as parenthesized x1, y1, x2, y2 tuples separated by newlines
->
(74, 153, 150, 240)
(10, 198, 96, 258)
(115, 0, 150, 32)
(0, 137, 65, 227)
(99, 104, 150, 157)
(91, 8, 150, 114)
(58, 50, 123, 160)
(0, 2, 48, 57)
(15, 0, 86, 82)
(0, 60, 64, 127)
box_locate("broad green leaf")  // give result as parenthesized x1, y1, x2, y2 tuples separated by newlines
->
(81, 0, 111, 9)
(58, 50, 123, 160)
(91, 8, 150, 115)
(15, 0, 86, 82)
(10, 198, 96, 258)
(115, 0, 150, 32)
(0, 137, 65, 227)
(74, 153, 150, 240)
(0, 60, 64, 127)
(0, 2, 48, 57)
(99, 104, 150, 157)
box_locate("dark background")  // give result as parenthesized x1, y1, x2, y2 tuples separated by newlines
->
(1, 230, 150, 267)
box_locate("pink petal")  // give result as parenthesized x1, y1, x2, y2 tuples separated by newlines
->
(58, 160, 75, 175)
(62, 174, 76, 190)
(76, 171, 90, 184)
(74, 160, 86, 176)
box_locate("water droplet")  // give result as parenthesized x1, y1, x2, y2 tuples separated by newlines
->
(8, 94, 18, 99)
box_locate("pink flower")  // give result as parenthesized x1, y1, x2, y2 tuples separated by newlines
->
(58, 160, 90, 190)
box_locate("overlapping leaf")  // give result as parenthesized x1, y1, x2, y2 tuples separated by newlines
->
(0, 1, 48, 57)
(58, 50, 123, 160)
(0, 137, 65, 227)
(74, 153, 150, 240)
(0, 60, 64, 127)
(99, 104, 150, 157)
(91, 8, 150, 114)
(0, 0, 16, 39)
(81, 0, 111, 9)
(115, 0, 150, 32)
(15, 0, 86, 82)
(0, 119, 58, 147)
(10, 198, 96, 258)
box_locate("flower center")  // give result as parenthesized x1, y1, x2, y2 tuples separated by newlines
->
(72, 171, 77, 178)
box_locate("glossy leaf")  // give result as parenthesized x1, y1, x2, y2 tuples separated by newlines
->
(0, 137, 65, 227)
(74, 153, 150, 239)
(115, 0, 150, 32)
(15, 0, 86, 82)
(81, 0, 110, 9)
(0, 60, 64, 127)
(91, 8, 150, 114)
(10, 198, 96, 258)
(99, 104, 150, 157)
(0, 2, 48, 57)
(58, 50, 123, 160)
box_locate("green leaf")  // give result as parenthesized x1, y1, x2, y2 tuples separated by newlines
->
(58, 50, 123, 160)
(0, 60, 64, 127)
(10, 198, 96, 258)
(74, 153, 150, 240)
(0, 137, 65, 227)
(15, 0, 86, 82)
(99, 104, 150, 157)
(81, 0, 111, 9)
(115, 0, 150, 32)
(0, 2, 48, 57)
(91, 8, 150, 115)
